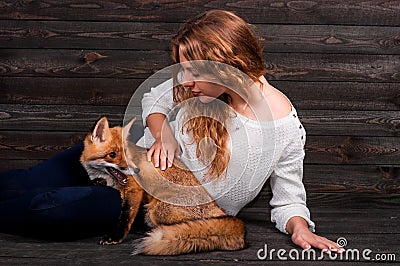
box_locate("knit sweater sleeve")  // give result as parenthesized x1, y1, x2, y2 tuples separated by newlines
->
(141, 78, 175, 126)
(269, 135, 315, 234)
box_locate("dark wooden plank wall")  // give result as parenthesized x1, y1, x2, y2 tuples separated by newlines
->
(0, 1, 399, 210)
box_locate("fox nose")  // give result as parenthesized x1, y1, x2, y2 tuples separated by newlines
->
(133, 167, 140, 174)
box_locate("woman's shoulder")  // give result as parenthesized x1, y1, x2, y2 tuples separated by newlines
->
(264, 84, 293, 120)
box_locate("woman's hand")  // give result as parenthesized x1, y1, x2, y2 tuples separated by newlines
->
(286, 216, 344, 253)
(147, 133, 180, 170)
(146, 113, 181, 170)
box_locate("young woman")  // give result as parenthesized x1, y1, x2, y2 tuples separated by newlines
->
(138, 10, 342, 253)
(0, 9, 341, 253)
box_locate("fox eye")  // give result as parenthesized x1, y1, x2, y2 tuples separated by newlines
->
(108, 152, 117, 158)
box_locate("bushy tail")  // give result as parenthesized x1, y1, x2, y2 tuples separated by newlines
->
(132, 216, 246, 255)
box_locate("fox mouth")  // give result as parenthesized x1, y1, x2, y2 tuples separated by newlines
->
(107, 167, 128, 186)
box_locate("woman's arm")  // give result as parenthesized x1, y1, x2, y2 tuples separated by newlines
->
(141, 79, 180, 170)
(269, 128, 342, 253)
(141, 79, 175, 127)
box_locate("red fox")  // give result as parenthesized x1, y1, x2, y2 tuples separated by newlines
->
(80, 117, 246, 255)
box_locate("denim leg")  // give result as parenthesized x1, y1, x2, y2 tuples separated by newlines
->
(0, 186, 121, 239)
(0, 143, 90, 200)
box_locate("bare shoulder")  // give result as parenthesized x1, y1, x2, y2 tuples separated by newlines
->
(264, 85, 292, 120)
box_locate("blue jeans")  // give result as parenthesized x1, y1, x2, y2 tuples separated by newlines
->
(0, 143, 123, 239)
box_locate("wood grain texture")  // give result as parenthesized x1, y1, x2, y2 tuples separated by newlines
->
(1, 20, 399, 54)
(0, 209, 399, 264)
(0, 104, 138, 131)
(0, 131, 86, 160)
(1, 49, 399, 82)
(264, 53, 400, 82)
(240, 208, 400, 234)
(0, 20, 177, 51)
(1, 104, 399, 137)
(0, 49, 171, 79)
(0, 0, 399, 26)
(0, 158, 398, 194)
(249, 192, 400, 209)
(305, 136, 400, 165)
(0, 159, 42, 170)
(303, 165, 400, 194)
(0, 77, 140, 106)
(276, 81, 400, 111)
(2, 78, 400, 111)
(299, 110, 400, 137)
(0, 230, 398, 264)
(0, 132, 399, 163)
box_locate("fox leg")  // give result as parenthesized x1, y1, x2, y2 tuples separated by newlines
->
(100, 189, 144, 244)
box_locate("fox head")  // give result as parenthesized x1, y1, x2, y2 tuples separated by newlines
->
(80, 116, 137, 188)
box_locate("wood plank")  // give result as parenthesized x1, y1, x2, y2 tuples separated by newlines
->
(0, 159, 42, 171)
(1, 131, 398, 164)
(1, 159, 398, 195)
(305, 136, 400, 165)
(2, 78, 400, 111)
(248, 192, 400, 209)
(1, 49, 399, 82)
(299, 110, 400, 137)
(264, 53, 400, 83)
(0, 104, 142, 131)
(0, 20, 177, 51)
(0, 131, 86, 160)
(243, 165, 400, 194)
(1, 104, 399, 137)
(0, 0, 399, 26)
(261, 164, 400, 194)
(2, 20, 400, 55)
(0, 77, 140, 106)
(0, 49, 172, 79)
(276, 81, 400, 111)
(257, 24, 400, 55)
(303, 165, 400, 194)
(0, 230, 398, 264)
(239, 208, 400, 234)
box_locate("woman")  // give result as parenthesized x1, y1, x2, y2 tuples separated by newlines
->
(139, 10, 342, 253)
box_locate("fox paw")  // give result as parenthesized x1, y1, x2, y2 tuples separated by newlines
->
(99, 236, 123, 245)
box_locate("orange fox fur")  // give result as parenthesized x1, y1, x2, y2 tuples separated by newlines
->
(80, 117, 246, 255)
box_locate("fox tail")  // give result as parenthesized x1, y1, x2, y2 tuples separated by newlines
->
(132, 216, 246, 255)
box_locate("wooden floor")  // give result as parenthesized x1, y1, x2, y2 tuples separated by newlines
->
(1, 207, 398, 265)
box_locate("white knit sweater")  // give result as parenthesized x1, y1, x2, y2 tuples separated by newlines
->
(137, 79, 315, 234)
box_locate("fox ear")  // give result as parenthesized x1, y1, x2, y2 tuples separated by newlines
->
(91, 117, 111, 144)
(122, 117, 136, 141)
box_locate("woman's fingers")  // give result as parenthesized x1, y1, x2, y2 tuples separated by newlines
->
(166, 150, 174, 168)
(148, 146, 161, 168)
(159, 148, 168, 170)
(147, 142, 178, 170)
(292, 231, 345, 254)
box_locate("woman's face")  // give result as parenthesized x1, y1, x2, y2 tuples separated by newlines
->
(179, 50, 227, 103)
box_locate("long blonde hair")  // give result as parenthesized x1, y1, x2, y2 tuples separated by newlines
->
(170, 10, 266, 179)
